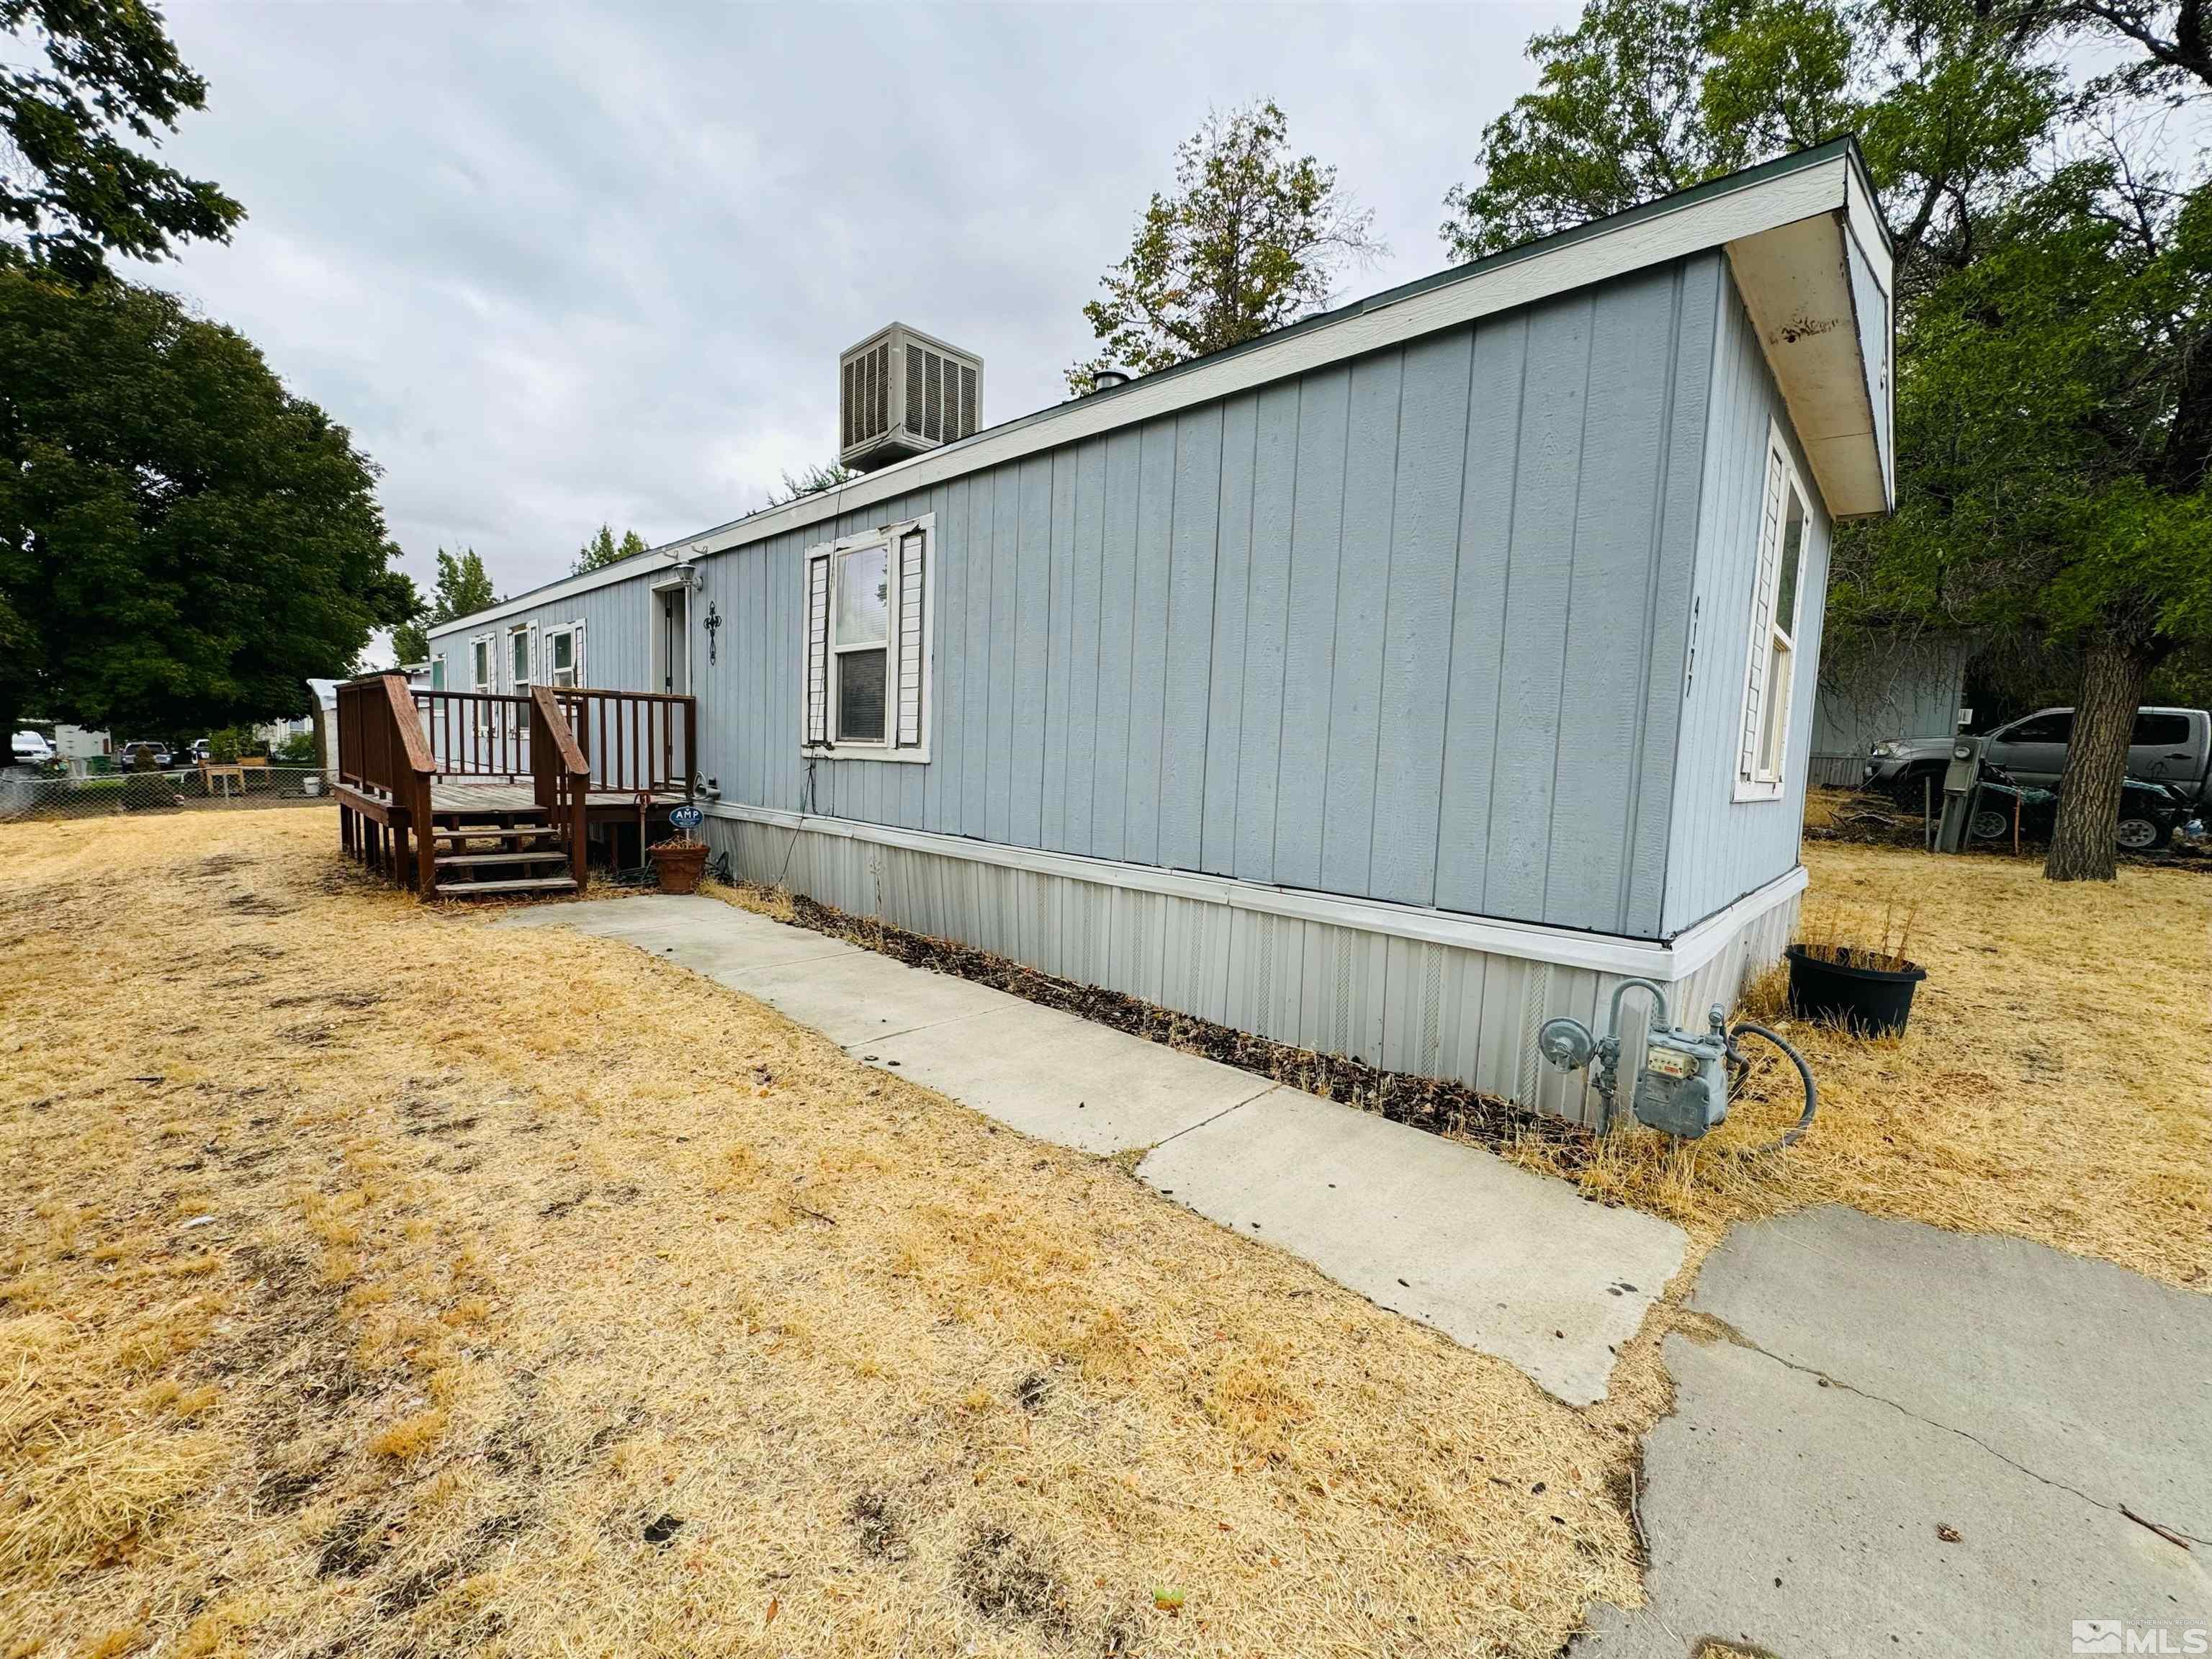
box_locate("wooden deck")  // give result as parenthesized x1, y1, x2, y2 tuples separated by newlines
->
(430, 778, 686, 818)
(332, 676, 697, 899)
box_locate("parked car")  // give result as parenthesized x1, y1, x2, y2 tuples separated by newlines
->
(1968, 763, 2196, 852)
(1866, 706, 2212, 806)
(117, 740, 174, 770)
(10, 729, 54, 765)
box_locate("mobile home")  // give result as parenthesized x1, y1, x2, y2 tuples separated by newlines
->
(395, 140, 1894, 1123)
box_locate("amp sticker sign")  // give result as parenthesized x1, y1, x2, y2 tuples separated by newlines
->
(668, 804, 703, 832)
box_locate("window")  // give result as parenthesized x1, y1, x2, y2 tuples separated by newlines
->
(430, 656, 446, 691)
(508, 624, 532, 690)
(469, 635, 493, 695)
(544, 624, 583, 688)
(803, 516, 932, 760)
(2131, 711, 2190, 747)
(1736, 431, 1811, 801)
(2004, 711, 2074, 745)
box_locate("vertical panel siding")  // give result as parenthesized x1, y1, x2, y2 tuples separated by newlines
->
(1663, 261, 1833, 932)
(1201, 393, 1259, 876)
(1274, 366, 1351, 890)
(457, 256, 1787, 944)
(1371, 330, 1473, 907)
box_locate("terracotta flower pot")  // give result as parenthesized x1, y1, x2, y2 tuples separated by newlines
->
(649, 840, 707, 895)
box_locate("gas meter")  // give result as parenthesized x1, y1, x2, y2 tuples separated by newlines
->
(1538, 978, 1817, 1148)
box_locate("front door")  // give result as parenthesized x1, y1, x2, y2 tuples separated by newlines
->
(655, 587, 689, 696)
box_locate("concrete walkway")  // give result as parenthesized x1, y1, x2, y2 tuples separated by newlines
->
(1577, 1207, 2212, 1658)
(500, 894, 1686, 1406)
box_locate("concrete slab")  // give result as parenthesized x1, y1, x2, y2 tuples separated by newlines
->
(499, 896, 858, 975)
(861, 1002, 1275, 1155)
(1580, 1331, 2209, 1659)
(711, 949, 1012, 1047)
(1137, 1089, 1689, 1406)
(1577, 1208, 2212, 1658)
(1691, 1205, 2212, 1543)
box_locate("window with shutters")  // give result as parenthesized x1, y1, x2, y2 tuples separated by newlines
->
(802, 515, 932, 763)
(1735, 427, 1810, 802)
(469, 635, 493, 695)
(544, 622, 584, 688)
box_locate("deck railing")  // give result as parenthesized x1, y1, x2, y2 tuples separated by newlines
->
(334, 673, 437, 891)
(408, 687, 695, 804)
(528, 685, 590, 886)
(557, 688, 696, 801)
(415, 690, 532, 777)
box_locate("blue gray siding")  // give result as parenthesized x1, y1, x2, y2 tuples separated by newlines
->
(1662, 264, 1833, 934)
(435, 250, 1830, 945)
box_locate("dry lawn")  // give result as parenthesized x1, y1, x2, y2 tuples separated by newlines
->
(1511, 840, 2212, 1288)
(1, 811, 1660, 1659)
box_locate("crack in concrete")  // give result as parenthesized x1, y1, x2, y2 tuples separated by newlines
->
(1140, 1083, 1280, 1154)
(1681, 1313, 2208, 1551)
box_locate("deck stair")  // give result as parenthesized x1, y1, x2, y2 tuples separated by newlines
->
(432, 817, 576, 897)
(333, 674, 695, 903)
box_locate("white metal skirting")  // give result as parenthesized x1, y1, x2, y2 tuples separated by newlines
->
(702, 808, 1802, 1128)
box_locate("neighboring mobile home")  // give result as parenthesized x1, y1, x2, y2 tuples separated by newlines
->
(419, 140, 1894, 1123)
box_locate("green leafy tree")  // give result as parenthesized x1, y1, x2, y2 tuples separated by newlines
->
(1068, 99, 1385, 392)
(572, 523, 650, 575)
(1444, 0, 2211, 880)
(0, 268, 419, 744)
(766, 460, 854, 507)
(1, 0, 243, 287)
(390, 547, 494, 665)
(1856, 163, 2211, 877)
(1439, 0, 2059, 298)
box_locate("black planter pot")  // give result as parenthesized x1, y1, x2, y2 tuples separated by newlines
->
(1784, 944, 1926, 1037)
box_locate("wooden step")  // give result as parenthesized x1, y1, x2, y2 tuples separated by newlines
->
(433, 875, 577, 898)
(436, 850, 572, 868)
(436, 823, 554, 840)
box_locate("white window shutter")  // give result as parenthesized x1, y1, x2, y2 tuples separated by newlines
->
(1740, 450, 1786, 781)
(895, 528, 925, 748)
(804, 550, 830, 745)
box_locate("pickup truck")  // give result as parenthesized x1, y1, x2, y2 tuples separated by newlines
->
(1864, 705, 2212, 808)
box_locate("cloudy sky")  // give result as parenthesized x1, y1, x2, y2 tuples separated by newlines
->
(118, 1, 1574, 625)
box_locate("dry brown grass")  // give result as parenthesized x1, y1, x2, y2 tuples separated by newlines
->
(0, 810, 1664, 1658)
(1509, 840, 2212, 1287)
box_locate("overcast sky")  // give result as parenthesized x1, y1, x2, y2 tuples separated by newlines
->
(116, 1, 1574, 631)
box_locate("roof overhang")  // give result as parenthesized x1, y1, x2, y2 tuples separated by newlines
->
(434, 140, 1896, 638)
(1724, 157, 1894, 518)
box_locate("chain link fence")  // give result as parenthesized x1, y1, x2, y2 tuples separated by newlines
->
(0, 765, 336, 822)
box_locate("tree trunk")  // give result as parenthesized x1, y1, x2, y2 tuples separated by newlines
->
(2044, 631, 2154, 881)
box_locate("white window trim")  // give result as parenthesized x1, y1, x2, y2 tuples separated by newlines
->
(505, 621, 536, 692)
(802, 513, 933, 764)
(468, 633, 495, 695)
(543, 621, 585, 688)
(1734, 422, 1809, 803)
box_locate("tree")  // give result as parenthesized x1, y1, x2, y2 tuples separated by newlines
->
(1, 0, 243, 287)
(0, 268, 419, 742)
(389, 547, 494, 665)
(1067, 99, 1385, 392)
(1439, 0, 2059, 299)
(1861, 163, 2211, 878)
(1443, 0, 2209, 881)
(572, 523, 649, 575)
(765, 460, 854, 507)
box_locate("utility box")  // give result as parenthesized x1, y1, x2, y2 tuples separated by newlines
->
(839, 325, 983, 474)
